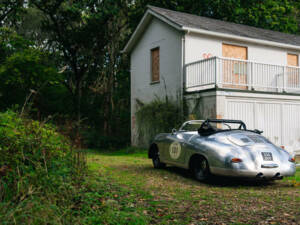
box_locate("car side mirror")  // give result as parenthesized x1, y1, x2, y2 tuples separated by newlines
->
(171, 128, 177, 135)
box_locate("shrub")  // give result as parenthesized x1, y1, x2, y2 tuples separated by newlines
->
(0, 111, 86, 223)
(135, 97, 184, 146)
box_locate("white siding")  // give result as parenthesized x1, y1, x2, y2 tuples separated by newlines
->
(227, 101, 255, 130)
(224, 93, 300, 155)
(184, 32, 300, 65)
(282, 104, 300, 150)
(130, 18, 182, 145)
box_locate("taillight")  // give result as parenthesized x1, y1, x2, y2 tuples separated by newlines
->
(289, 157, 295, 163)
(231, 158, 242, 163)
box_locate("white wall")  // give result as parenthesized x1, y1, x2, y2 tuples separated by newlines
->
(130, 18, 183, 145)
(184, 32, 300, 65)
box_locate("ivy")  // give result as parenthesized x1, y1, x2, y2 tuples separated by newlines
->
(135, 97, 184, 146)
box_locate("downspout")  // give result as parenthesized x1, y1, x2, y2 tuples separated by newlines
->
(180, 33, 186, 118)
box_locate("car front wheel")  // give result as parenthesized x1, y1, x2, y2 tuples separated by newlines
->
(152, 152, 166, 169)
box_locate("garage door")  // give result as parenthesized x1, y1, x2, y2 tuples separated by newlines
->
(226, 99, 300, 154)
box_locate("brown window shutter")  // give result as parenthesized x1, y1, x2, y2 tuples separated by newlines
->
(151, 48, 160, 82)
(287, 53, 299, 86)
(287, 53, 298, 67)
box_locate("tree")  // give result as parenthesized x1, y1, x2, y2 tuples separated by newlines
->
(129, 0, 298, 34)
(0, 0, 25, 27)
(29, 0, 130, 138)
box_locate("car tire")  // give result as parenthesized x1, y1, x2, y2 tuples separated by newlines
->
(192, 157, 210, 181)
(152, 152, 166, 169)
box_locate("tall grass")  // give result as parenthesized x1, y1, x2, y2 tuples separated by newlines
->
(0, 111, 86, 224)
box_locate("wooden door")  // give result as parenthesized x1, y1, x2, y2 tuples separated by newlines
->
(287, 53, 299, 88)
(222, 44, 248, 89)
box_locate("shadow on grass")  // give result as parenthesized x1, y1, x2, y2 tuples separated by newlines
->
(163, 166, 293, 187)
(114, 163, 292, 188)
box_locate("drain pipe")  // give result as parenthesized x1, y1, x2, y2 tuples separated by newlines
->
(180, 34, 186, 117)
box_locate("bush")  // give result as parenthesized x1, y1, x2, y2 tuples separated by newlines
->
(0, 111, 86, 223)
(135, 97, 184, 146)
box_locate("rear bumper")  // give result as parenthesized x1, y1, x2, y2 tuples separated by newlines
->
(210, 164, 296, 180)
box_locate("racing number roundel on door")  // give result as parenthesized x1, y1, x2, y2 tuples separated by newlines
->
(169, 142, 181, 160)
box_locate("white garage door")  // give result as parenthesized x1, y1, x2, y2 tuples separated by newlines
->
(226, 99, 300, 154)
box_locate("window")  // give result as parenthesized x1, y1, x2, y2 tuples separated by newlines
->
(151, 47, 160, 82)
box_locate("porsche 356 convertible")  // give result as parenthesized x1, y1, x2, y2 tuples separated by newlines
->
(148, 119, 296, 181)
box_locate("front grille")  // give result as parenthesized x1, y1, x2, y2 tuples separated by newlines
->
(261, 152, 273, 161)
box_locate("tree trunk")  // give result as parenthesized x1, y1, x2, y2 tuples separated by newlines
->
(75, 80, 82, 148)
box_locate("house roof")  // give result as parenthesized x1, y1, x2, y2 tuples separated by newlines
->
(123, 5, 300, 53)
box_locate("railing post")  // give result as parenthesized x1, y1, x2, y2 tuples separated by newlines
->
(283, 66, 286, 92)
(215, 57, 218, 88)
(249, 62, 253, 90)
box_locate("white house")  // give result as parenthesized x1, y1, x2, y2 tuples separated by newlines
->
(123, 5, 300, 155)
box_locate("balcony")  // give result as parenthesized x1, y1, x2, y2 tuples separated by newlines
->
(184, 56, 300, 93)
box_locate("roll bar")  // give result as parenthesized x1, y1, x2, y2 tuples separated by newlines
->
(198, 119, 248, 136)
(203, 119, 247, 130)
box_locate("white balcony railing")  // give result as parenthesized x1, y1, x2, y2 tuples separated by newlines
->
(184, 57, 300, 93)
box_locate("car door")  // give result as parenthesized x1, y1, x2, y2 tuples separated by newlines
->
(163, 131, 186, 165)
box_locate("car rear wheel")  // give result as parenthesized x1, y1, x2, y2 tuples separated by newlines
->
(192, 157, 210, 181)
(152, 152, 166, 169)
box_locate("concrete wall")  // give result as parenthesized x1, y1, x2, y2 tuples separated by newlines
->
(184, 32, 300, 65)
(130, 18, 183, 145)
(184, 91, 217, 120)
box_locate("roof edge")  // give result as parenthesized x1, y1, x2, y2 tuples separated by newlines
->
(122, 7, 183, 53)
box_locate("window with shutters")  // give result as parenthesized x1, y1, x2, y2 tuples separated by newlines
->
(151, 47, 160, 82)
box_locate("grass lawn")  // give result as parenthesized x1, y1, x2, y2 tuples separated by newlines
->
(86, 149, 300, 225)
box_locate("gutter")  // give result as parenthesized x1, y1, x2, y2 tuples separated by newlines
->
(182, 26, 300, 51)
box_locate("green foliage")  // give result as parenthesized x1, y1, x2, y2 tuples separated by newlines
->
(0, 28, 65, 115)
(0, 111, 72, 199)
(0, 27, 32, 63)
(130, 0, 298, 34)
(0, 111, 87, 224)
(0, 49, 60, 91)
(136, 97, 184, 146)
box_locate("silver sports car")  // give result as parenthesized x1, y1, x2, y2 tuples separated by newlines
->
(148, 119, 296, 181)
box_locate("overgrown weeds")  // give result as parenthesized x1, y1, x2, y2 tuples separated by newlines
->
(136, 97, 184, 146)
(0, 111, 87, 224)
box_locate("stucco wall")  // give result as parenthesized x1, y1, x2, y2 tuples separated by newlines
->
(185, 32, 300, 65)
(130, 18, 183, 145)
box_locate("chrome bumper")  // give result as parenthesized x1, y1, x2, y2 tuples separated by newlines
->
(210, 163, 296, 179)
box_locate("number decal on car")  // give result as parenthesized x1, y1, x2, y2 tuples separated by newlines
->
(169, 142, 181, 159)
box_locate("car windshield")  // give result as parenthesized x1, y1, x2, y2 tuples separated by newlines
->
(180, 121, 203, 131)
